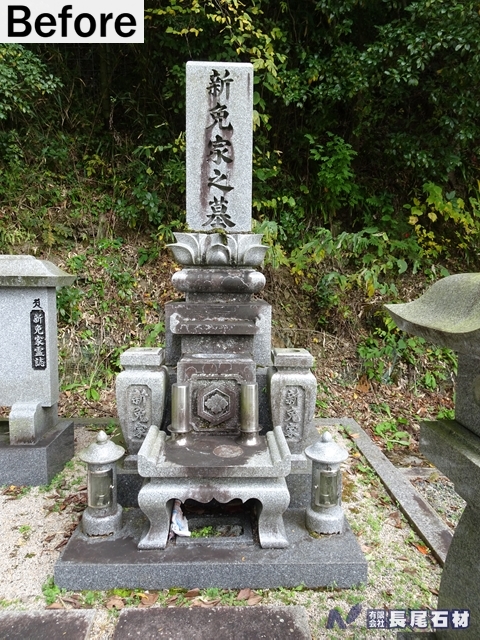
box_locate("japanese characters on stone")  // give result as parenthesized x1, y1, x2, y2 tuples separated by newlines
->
(30, 298, 47, 370)
(204, 69, 235, 229)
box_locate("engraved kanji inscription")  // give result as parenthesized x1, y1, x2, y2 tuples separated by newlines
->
(128, 385, 152, 440)
(282, 386, 304, 441)
(30, 301, 47, 370)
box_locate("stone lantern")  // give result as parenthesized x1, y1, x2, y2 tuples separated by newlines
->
(79, 430, 125, 536)
(305, 431, 348, 534)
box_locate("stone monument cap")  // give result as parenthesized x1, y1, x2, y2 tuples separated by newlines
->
(272, 348, 314, 369)
(0, 255, 75, 288)
(385, 273, 480, 356)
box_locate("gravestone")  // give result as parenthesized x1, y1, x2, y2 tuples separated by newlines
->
(0, 255, 75, 484)
(56, 61, 367, 590)
(386, 273, 480, 639)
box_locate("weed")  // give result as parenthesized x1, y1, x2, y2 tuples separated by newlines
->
(18, 524, 32, 539)
(190, 525, 217, 538)
(220, 590, 241, 605)
(144, 322, 165, 348)
(0, 599, 20, 608)
(358, 321, 457, 390)
(373, 419, 411, 451)
(86, 420, 119, 438)
(436, 408, 455, 420)
(39, 471, 65, 494)
(82, 590, 103, 606)
(42, 577, 65, 606)
(354, 461, 378, 486)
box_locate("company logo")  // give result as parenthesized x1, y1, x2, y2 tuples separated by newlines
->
(1, 1, 144, 43)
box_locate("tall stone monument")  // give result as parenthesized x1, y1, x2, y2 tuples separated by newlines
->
(386, 273, 480, 639)
(0, 255, 75, 484)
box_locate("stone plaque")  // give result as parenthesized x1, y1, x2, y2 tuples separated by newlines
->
(186, 61, 253, 232)
(30, 299, 47, 370)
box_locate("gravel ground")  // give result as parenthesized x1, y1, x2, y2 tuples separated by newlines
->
(0, 424, 450, 639)
(411, 474, 465, 530)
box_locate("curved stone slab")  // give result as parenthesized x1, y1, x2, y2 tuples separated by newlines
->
(385, 273, 480, 355)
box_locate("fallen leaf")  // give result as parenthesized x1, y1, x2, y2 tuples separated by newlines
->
(200, 597, 221, 606)
(388, 512, 403, 528)
(413, 543, 429, 555)
(106, 596, 125, 610)
(165, 595, 178, 604)
(236, 588, 252, 601)
(139, 593, 158, 606)
(403, 567, 416, 575)
(2, 485, 27, 497)
(54, 539, 68, 550)
(185, 588, 200, 599)
(429, 588, 439, 596)
(355, 376, 370, 393)
(44, 534, 56, 543)
(247, 594, 263, 606)
(46, 602, 63, 609)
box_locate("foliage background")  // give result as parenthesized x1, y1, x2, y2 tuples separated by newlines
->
(0, 0, 476, 437)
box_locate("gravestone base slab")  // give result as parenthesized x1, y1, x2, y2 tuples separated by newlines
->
(0, 418, 74, 485)
(113, 606, 311, 640)
(54, 507, 367, 590)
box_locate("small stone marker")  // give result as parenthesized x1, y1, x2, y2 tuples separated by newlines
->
(0, 255, 75, 484)
(186, 61, 253, 232)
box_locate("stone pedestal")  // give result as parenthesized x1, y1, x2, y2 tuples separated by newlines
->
(386, 273, 480, 640)
(137, 424, 291, 549)
(420, 419, 480, 640)
(268, 348, 317, 454)
(116, 347, 168, 459)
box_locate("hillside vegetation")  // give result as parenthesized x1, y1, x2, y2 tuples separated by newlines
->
(1, 0, 478, 455)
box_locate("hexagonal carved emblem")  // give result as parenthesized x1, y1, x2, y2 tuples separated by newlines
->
(197, 385, 235, 425)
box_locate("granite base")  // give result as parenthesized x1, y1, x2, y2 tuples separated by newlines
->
(54, 508, 367, 590)
(0, 419, 74, 485)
